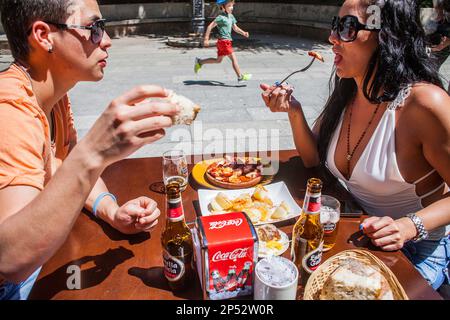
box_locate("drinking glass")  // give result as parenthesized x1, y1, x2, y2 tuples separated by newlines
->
(163, 150, 188, 192)
(254, 256, 299, 300)
(320, 195, 341, 251)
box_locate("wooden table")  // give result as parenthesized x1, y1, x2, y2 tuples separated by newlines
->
(29, 150, 442, 300)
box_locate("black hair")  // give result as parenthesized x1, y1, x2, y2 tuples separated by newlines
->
(434, 0, 450, 12)
(316, 0, 444, 183)
(0, 0, 73, 61)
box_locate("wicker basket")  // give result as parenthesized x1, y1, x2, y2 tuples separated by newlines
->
(303, 249, 409, 300)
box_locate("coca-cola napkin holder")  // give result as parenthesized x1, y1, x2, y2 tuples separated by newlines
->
(193, 212, 259, 300)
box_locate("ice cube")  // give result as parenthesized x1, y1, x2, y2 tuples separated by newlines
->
(329, 211, 340, 224)
(320, 211, 330, 224)
(256, 256, 297, 287)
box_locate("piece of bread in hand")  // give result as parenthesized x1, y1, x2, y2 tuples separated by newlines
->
(320, 259, 394, 300)
(167, 92, 201, 125)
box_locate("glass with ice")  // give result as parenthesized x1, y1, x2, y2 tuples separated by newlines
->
(254, 256, 298, 300)
(320, 195, 341, 251)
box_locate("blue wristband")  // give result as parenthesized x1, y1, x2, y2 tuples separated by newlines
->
(93, 192, 117, 217)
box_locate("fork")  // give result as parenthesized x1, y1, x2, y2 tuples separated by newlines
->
(273, 55, 318, 88)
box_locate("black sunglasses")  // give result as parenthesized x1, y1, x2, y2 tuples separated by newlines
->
(331, 15, 380, 42)
(43, 19, 106, 44)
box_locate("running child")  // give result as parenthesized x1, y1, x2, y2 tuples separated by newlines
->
(194, 0, 252, 82)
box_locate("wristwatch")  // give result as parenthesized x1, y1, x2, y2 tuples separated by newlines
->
(406, 213, 429, 242)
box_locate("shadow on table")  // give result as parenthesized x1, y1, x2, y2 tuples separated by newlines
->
(346, 230, 402, 268)
(149, 181, 166, 194)
(347, 230, 389, 252)
(183, 80, 246, 88)
(30, 246, 134, 300)
(84, 210, 151, 245)
(128, 266, 202, 299)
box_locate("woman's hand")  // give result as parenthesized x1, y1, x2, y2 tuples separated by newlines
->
(110, 197, 161, 235)
(260, 83, 301, 115)
(361, 216, 418, 251)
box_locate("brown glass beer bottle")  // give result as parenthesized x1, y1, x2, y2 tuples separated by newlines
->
(291, 178, 324, 287)
(161, 182, 194, 291)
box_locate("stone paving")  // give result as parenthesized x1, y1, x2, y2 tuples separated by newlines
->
(1, 33, 449, 159)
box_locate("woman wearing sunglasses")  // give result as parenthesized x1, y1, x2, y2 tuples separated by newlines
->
(261, 0, 450, 291)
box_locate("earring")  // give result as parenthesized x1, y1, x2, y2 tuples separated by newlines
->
(48, 46, 53, 53)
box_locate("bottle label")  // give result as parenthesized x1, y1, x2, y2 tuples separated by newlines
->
(168, 198, 184, 222)
(302, 241, 323, 274)
(323, 223, 336, 234)
(163, 250, 185, 282)
(304, 192, 321, 214)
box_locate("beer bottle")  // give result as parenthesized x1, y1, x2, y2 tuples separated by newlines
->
(291, 178, 324, 287)
(161, 182, 194, 291)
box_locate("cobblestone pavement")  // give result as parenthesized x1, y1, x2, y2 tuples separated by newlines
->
(1, 33, 449, 159)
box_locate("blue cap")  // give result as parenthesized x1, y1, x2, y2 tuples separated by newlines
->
(216, 0, 228, 5)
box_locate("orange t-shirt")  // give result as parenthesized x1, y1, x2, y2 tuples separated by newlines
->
(0, 63, 78, 191)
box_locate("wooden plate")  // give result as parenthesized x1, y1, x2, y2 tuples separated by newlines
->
(205, 171, 262, 189)
(192, 158, 273, 190)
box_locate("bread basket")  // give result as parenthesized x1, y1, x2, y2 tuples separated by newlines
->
(303, 249, 409, 300)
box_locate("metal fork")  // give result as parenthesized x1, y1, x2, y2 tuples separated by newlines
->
(274, 55, 318, 88)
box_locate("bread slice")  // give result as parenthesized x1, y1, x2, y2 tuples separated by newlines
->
(320, 259, 394, 300)
(167, 92, 201, 125)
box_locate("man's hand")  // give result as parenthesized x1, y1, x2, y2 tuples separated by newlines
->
(244, 31, 249, 38)
(111, 197, 161, 234)
(360, 216, 418, 251)
(79, 85, 180, 170)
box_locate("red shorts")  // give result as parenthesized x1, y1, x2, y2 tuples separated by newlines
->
(217, 39, 233, 57)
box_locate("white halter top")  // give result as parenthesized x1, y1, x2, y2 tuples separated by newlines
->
(326, 85, 449, 240)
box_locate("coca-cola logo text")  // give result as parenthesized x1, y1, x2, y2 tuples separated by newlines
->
(212, 248, 249, 262)
(209, 218, 243, 230)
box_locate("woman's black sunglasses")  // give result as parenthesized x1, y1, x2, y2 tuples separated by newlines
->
(331, 15, 380, 42)
(43, 19, 106, 44)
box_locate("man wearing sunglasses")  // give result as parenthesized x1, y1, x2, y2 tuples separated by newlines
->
(0, 0, 180, 300)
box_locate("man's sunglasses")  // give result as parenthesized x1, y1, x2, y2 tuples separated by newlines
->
(331, 15, 380, 42)
(43, 19, 106, 44)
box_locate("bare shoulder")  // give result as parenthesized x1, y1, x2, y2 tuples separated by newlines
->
(406, 83, 450, 116)
(403, 83, 450, 138)
(404, 83, 450, 125)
